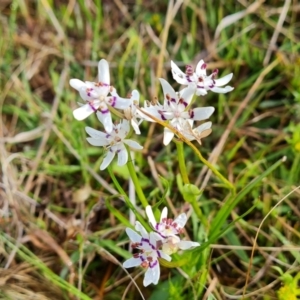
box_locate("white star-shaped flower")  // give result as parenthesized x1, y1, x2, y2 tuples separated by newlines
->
(142, 78, 214, 145)
(145, 206, 200, 255)
(123, 221, 171, 287)
(70, 59, 131, 132)
(171, 60, 234, 96)
(85, 119, 143, 170)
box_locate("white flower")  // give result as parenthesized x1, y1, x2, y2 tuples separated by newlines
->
(123, 221, 171, 287)
(70, 59, 131, 132)
(145, 205, 200, 255)
(180, 121, 212, 145)
(142, 78, 215, 145)
(171, 60, 234, 96)
(85, 119, 143, 170)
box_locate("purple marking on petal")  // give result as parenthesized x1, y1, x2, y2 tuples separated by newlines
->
(155, 224, 159, 230)
(105, 134, 111, 138)
(157, 251, 161, 258)
(88, 102, 97, 112)
(110, 96, 117, 107)
(150, 261, 158, 268)
(157, 231, 167, 239)
(209, 84, 214, 88)
(140, 256, 145, 262)
(101, 108, 109, 114)
(141, 238, 150, 243)
(171, 98, 176, 103)
(197, 85, 204, 89)
(186, 76, 192, 83)
(178, 98, 187, 107)
(158, 112, 166, 121)
(201, 63, 207, 70)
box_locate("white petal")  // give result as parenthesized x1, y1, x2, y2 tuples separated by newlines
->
(131, 90, 140, 104)
(210, 86, 234, 94)
(180, 84, 196, 105)
(214, 73, 233, 86)
(70, 79, 86, 91)
(178, 241, 200, 250)
(73, 104, 96, 121)
(160, 207, 168, 222)
(98, 59, 110, 85)
(190, 107, 215, 121)
(135, 221, 149, 239)
(159, 78, 178, 105)
(108, 93, 131, 109)
(100, 150, 115, 170)
(163, 128, 174, 146)
(121, 119, 130, 130)
(131, 119, 141, 135)
(123, 139, 143, 150)
(159, 250, 171, 262)
(143, 263, 160, 286)
(195, 88, 208, 96)
(195, 59, 207, 76)
(170, 61, 189, 85)
(86, 138, 109, 147)
(117, 146, 128, 166)
(96, 110, 113, 133)
(85, 127, 109, 139)
(125, 227, 142, 243)
(123, 257, 141, 268)
(149, 232, 159, 248)
(174, 213, 187, 228)
(146, 206, 157, 228)
(194, 121, 212, 133)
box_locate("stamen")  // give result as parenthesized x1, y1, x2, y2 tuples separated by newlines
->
(141, 261, 149, 268)
(189, 110, 194, 119)
(185, 65, 194, 76)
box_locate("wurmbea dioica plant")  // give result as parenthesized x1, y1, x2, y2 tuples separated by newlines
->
(70, 58, 234, 287)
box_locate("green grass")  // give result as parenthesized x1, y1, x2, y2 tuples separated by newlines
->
(1, 0, 300, 299)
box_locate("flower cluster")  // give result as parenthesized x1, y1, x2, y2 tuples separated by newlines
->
(69, 58, 234, 286)
(69, 58, 234, 169)
(123, 206, 200, 286)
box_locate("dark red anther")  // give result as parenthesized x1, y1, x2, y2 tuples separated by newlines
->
(185, 65, 194, 76)
(141, 261, 149, 268)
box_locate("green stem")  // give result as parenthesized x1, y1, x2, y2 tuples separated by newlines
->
(138, 107, 235, 193)
(190, 199, 208, 228)
(107, 165, 149, 229)
(126, 149, 149, 208)
(191, 144, 235, 193)
(174, 139, 190, 184)
(197, 246, 210, 297)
